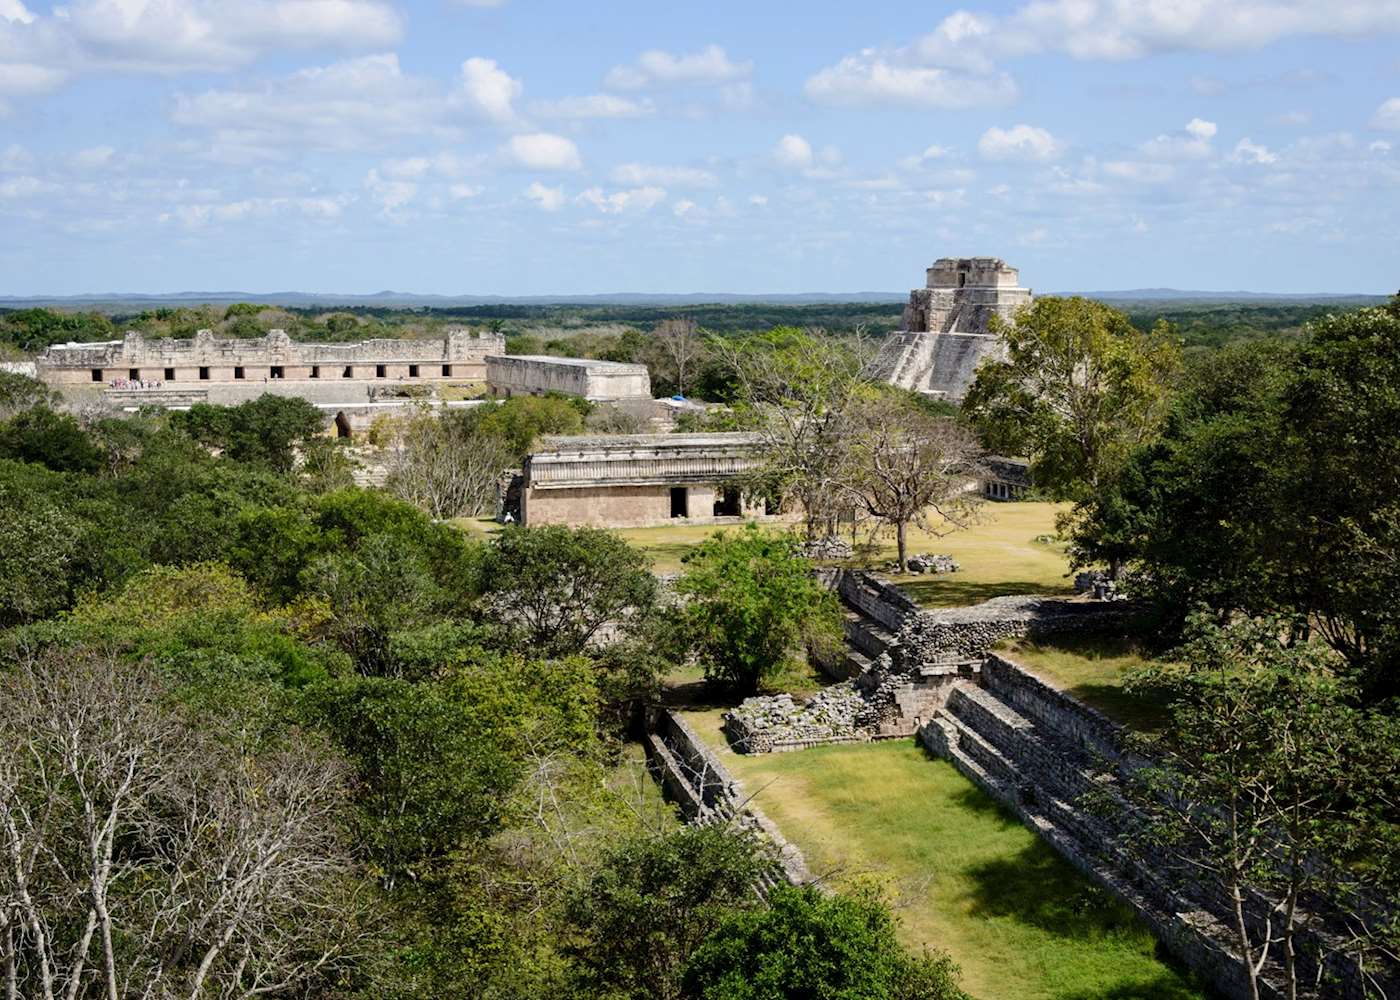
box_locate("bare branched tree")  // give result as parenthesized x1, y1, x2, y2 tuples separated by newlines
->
(836, 392, 985, 571)
(713, 328, 875, 538)
(383, 407, 513, 519)
(0, 649, 366, 1000)
(652, 318, 704, 398)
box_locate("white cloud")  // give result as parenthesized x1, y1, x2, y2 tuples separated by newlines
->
(610, 163, 716, 188)
(0, 0, 34, 24)
(72, 145, 115, 169)
(158, 194, 347, 229)
(1229, 138, 1279, 164)
(365, 168, 416, 214)
(575, 185, 666, 213)
(1141, 118, 1217, 159)
(1103, 160, 1176, 182)
(523, 181, 564, 210)
(0, 174, 58, 198)
(170, 54, 455, 157)
(978, 124, 1063, 161)
(1372, 97, 1400, 130)
(605, 45, 751, 90)
(672, 199, 696, 218)
(748, 194, 768, 206)
(505, 133, 581, 171)
(457, 57, 521, 125)
(804, 54, 1016, 109)
(532, 93, 654, 119)
(808, 2, 1400, 113)
(773, 133, 813, 169)
(62, 0, 402, 73)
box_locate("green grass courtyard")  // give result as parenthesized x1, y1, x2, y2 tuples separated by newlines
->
(680, 720, 1205, 1000)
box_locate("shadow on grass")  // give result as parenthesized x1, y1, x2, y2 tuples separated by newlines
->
(1051, 970, 1210, 1000)
(1065, 682, 1169, 734)
(895, 578, 1074, 608)
(660, 679, 738, 712)
(963, 839, 1146, 940)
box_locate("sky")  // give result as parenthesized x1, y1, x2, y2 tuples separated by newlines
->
(1, 0, 1398, 297)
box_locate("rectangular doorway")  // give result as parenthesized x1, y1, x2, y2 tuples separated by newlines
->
(669, 487, 688, 519)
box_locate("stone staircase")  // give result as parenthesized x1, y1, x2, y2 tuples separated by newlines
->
(917, 656, 1393, 1000)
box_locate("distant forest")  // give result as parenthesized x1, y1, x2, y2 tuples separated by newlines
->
(1, 297, 1389, 356)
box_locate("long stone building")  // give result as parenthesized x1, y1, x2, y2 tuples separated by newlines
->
(516, 432, 786, 528)
(869, 256, 1032, 400)
(35, 328, 504, 388)
(485, 354, 651, 401)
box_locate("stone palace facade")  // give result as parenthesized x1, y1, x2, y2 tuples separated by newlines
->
(35, 328, 504, 388)
(517, 432, 789, 528)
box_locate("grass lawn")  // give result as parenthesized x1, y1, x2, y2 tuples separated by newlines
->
(681, 719, 1205, 1000)
(996, 635, 1173, 734)
(605, 502, 1075, 594)
(874, 501, 1075, 608)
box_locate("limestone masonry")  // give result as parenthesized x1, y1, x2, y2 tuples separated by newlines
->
(485, 354, 651, 401)
(36, 328, 504, 387)
(517, 432, 788, 528)
(869, 256, 1033, 400)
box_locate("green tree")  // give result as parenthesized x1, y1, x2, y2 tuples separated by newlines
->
(1118, 614, 1400, 1000)
(683, 885, 968, 1000)
(838, 388, 983, 571)
(0, 370, 57, 418)
(459, 394, 587, 459)
(672, 525, 840, 694)
(171, 394, 325, 472)
(477, 525, 658, 658)
(0, 481, 81, 625)
(963, 296, 1181, 500)
(1070, 300, 1400, 698)
(0, 405, 102, 473)
(567, 826, 771, 1000)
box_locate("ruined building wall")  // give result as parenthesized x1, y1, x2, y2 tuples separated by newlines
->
(36, 328, 504, 386)
(485, 354, 651, 400)
(869, 256, 1033, 401)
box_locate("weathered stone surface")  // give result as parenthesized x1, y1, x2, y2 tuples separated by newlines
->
(801, 536, 854, 560)
(868, 256, 1032, 401)
(485, 354, 651, 401)
(519, 432, 791, 528)
(903, 553, 960, 574)
(36, 328, 503, 387)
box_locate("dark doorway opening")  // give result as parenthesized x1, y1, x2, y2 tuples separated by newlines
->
(408, 364, 420, 377)
(669, 487, 688, 519)
(234, 366, 245, 380)
(91, 369, 103, 382)
(199, 367, 210, 380)
(270, 366, 284, 379)
(375, 364, 386, 378)
(713, 487, 741, 517)
(334, 412, 352, 439)
(163, 367, 175, 381)
(442, 364, 453, 377)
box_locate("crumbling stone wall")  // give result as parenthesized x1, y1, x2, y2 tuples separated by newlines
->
(922, 654, 1397, 1000)
(643, 709, 813, 890)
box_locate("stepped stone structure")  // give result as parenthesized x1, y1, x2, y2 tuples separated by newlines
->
(485, 354, 651, 401)
(869, 256, 1032, 400)
(516, 431, 789, 528)
(35, 328, 503, 388)
(715, 569, 1398, 1000)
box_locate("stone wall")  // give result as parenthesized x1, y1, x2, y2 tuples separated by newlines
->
(922, 654, 1396, 1000)
(485, 354, 651, 400)
(37, 328, 502, 386)
(643, 709, 814, 890)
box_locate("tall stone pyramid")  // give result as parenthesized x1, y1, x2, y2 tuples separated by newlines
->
(869, 257, 1032, 400)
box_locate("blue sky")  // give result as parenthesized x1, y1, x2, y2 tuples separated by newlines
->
(1, 0, 1397, 296)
